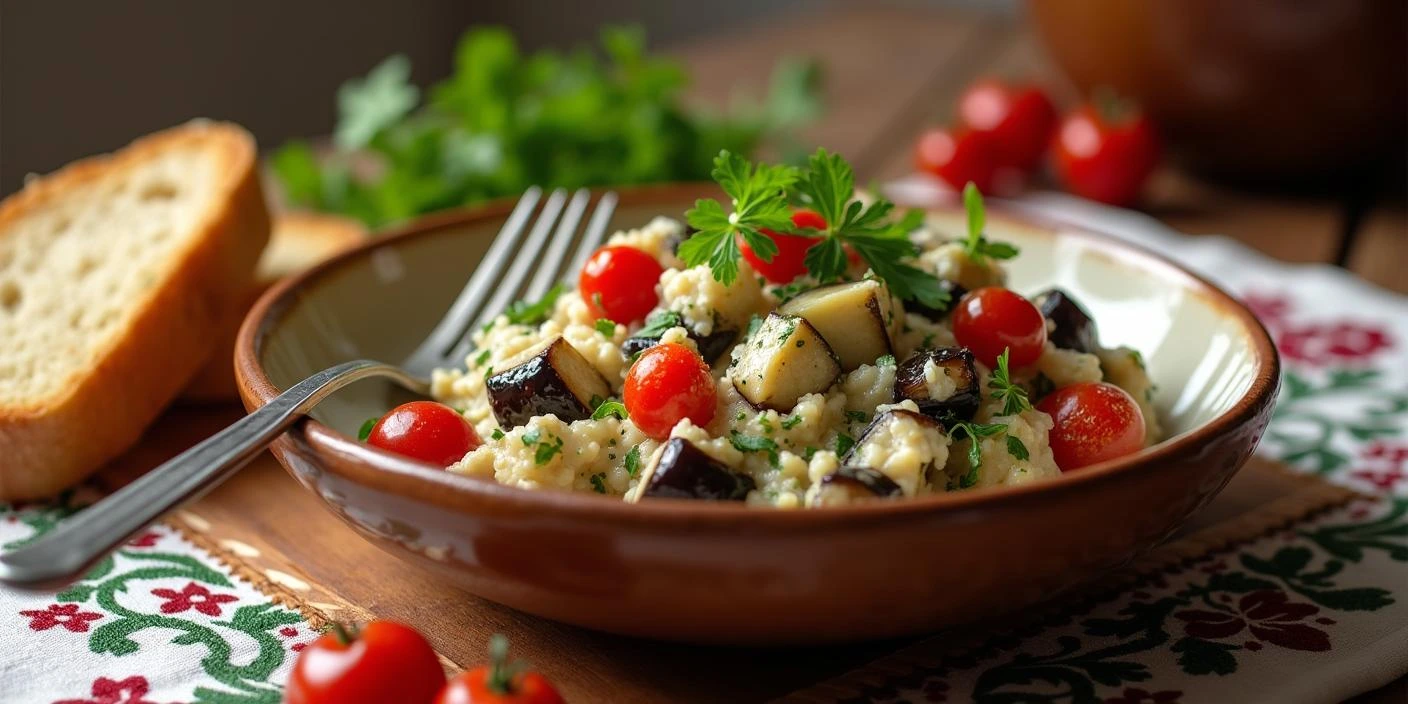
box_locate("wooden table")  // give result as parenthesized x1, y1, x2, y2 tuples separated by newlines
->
(117, 4, 1408, 703)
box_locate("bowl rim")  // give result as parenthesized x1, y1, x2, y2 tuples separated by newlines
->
(235, 182, 1280, 528)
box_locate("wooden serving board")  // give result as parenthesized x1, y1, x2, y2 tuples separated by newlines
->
(93, 404, 1357, 704)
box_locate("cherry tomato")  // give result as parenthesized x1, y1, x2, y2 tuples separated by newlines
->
(287, 621, 445, 704)
(952, 287, 1048, 369)
(914, 126, 1001, 193)
(623, 342, 717, 439)
(579, 245, 664, 325)
(1036, 382, 1147, 471)
(1053, 100, 1160, 206)
(367, 401, 481, 466)
(436, 636, 563, 704)
(740, 208, 826, 284)
(958, 79, 1058, 172)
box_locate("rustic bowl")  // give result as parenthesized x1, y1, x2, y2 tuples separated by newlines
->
(236, 184, 1278, 645)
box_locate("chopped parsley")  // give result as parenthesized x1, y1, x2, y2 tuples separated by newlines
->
(635, 310, 684, 339)
(802, 446, 819, 461)
(624, 446, 641, 477)
(961, 182, 1019, 264)
(988, 348, 1033, 416)
(876, 354, 896, 367)
(735, 410, 748, 422)
(472, 348, 491, 368)
(1129, 349, 1146, 370)
(729, 431, 780, 466)
(522, 428, 541, 446)
(844, 410, 869, 423)
(503, 284, 565, 326)
(591, 399, 629, 420)
(770, 280, 812, 303)
(1006, 435, 1030, 461)
(534, 434, 564, 465)
(781, 414, 803, 430)
(595, 319, 617, 337)
(679, 151, 798, 285)
(357, 417, 378, 442)
(490, 428, 505, 441)
(589, 473, 608, 494)
(921, 332, 936, 349)
(834, 432, 856, 456)
(483, 365, 494, 380)
(745, 314, 764, 339)
(951, 421, 1030, 489)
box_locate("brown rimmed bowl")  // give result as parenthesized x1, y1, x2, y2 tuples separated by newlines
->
(236, 184, 1278, 645)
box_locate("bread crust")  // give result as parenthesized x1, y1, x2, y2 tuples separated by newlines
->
(0, 121, 270, 500)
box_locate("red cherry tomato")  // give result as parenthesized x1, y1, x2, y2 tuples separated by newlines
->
(740, 208, 826, 284)
(436, 637, 563, 704)
(623, 342, 717, 439)
(287, 621, 445, 704)
(1053, 101, 1160, 206)
(367, 401, 482, 467)
(958, 79, 1058, 172)
(914, 126, 1001, 193)
(1036, 382, 1147, 471)
(952, 287, 1048, 369)
(579, 245, 664, 325)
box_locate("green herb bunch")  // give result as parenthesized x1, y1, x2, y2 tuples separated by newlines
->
(273, 26, 820, 229)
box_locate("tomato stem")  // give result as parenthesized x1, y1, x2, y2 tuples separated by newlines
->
(486, 634, 517, 695)
(330, 622, 359, 646)
(1091, 85, 1133, 124)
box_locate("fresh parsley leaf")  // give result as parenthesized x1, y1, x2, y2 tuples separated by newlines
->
(624, 446, 641, 477)
(1006, 435, 1030, 461)
(534, 435, 564, 465)
(988, 347, 1033, 416)
(635, 310, 684, 339)
(473, 349, 492, 368)
(834, 433, 856, 456)
(781, 414, 803, 429)
(951, 421, 1009, 488)
(589, 473, 608, 494)
(591, 399, 629, 420)
(503, 284, 564, 326)
(769, 280, 812, 303)
(334, 54, 420, 151)
(357, 418, 378, 442)
(961, 183, 1020, 263)
(680, 151, 798, 284)
(802, 446, 819, 461)
(730, 431, 779, 456)
(483, 365, 494, 380)
(522, 428, 541, 446)
(490, 428, 505, 441)
(595, 319, 617, 337)
(1129, 349, 1146, 370)
(845, 410, 869, 423)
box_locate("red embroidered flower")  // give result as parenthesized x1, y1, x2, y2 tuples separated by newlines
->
(150, 582, 238, 617)
(1104, 687, 1183, 704)
(1243, 293, 1292, 329)
(52, 675, 166, 704)
(21, 603, 103, 633)
(1175, 589, 1330, 651)
(1277, 322, 1392, 366)
(127, 532, 160, 548)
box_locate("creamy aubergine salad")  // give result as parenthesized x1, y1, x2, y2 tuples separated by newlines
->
(357, 149, 1161, 508)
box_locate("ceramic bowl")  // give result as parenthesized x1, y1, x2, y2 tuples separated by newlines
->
(236, 184, 1278, 645)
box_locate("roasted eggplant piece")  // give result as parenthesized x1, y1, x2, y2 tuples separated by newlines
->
(1036, 288, 1099, 354)
(845, 409, 945, 465)
(487, 336, 612, 427)
(894, 347, 980, 427)
(842, 409, 946, 496)
(621, 311, 737, 364)
(779, 280, 894, 371)
(811, 466, 903, 506)
(731, 312, 842, 411)
(904, 280, 968, 322)
(640, 438, 754, 501)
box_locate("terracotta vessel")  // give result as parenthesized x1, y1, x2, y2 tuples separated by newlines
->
(236, 184, 1278, 644)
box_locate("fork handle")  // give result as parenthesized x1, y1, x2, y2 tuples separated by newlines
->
(0, 359, 425, 589)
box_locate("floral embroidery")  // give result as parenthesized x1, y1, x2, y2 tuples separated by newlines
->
(151, 582, 240, 617)
(21, 603, 104, 633)
(1277, 322, 1392, 367)
(52, 675, 168, 704)
(1175, 590, 1330, 652)
(127, 532, 160, 549)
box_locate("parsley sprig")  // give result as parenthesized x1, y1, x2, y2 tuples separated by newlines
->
(680, 151, 798, 285)
(988, 348, 1033, 416)
(951, 422, 1030, 489)
(961, 182, 1019, 263)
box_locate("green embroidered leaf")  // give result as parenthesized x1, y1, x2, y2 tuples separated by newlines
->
(1204, 571, 1277, 594)
(227, 603, 302, 633)
(1172, 636, 1239, 676)
(56, 583, 96, 603)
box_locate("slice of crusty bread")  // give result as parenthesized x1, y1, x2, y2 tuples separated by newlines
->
(0, 121, 270, 500)
(180, 212, 364, 402)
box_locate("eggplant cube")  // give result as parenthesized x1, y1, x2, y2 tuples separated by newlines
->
(812, 466, 903, 506)
(731, 312, 841, 411)
(779, 280, 894, 371)
(843, 408, 947, 496)
(894, 347, 980, 427)
(486, 336, 612, 428)
(1037, 288, 1099, 353)
(640, 438, 755, 501)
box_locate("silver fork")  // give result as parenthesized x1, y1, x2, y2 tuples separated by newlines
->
(0, 188, 619, 588)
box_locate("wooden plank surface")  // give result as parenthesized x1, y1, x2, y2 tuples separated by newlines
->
(82, 4, 1407, 703)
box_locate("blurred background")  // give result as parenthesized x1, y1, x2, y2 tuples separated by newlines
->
(1, 0, 1403, 286)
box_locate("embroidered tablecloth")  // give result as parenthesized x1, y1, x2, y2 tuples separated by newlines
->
(3, 187, 1405, 703)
